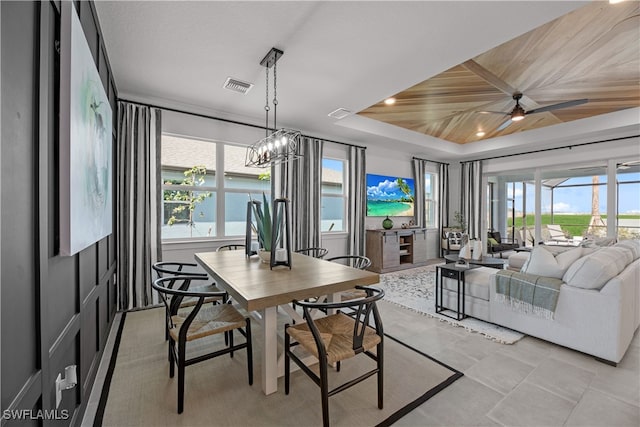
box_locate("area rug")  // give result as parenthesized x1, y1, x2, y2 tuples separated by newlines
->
(378, 265, 524, 344)
(95, 308, 462, 427)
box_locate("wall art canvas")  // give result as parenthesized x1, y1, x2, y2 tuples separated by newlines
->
(366, 174, 415, 217)
(60, 6, 113, 256)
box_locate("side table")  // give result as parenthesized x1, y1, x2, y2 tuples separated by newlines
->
(435, 263, 479, 320)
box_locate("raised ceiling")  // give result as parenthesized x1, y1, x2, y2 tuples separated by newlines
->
(358, 1, 640, 144)
(95, 1, 639, 159)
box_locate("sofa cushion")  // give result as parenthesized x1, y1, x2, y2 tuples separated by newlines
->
(614, 240, 640, 260)
(442, 267, 493, 301)
(520, 246, 583, 279)
(563, 247, 632, 290)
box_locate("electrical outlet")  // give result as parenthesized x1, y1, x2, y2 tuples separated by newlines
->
(55, 373, 63, 408)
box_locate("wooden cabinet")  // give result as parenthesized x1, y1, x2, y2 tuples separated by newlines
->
(366, 228, 428, 273)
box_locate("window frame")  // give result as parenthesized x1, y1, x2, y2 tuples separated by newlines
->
(321, 157, 348, 234)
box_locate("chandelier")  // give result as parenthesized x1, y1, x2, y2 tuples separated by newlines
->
(245, 48, 302, 168)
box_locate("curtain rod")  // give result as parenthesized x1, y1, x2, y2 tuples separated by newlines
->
(459, 134, 639, 164)
(412, 156, 449, 166)
(118, 98, 366, 150)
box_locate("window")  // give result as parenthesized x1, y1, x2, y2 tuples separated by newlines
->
(321, 158, 346, 232)
(223, 145, 271, 236)
(161, 135, 270, 241)
(161, 136, 216, 239)
(617, 167, 640, 240)
(550, 174, 607, 238)
(424, 173, 437, 228)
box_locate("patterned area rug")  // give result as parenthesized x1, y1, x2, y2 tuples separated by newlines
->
(378, 265, 524, 344)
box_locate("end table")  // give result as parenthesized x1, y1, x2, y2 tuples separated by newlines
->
(435, 263, 479, 320)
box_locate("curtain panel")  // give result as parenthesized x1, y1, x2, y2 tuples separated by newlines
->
(291, 137, 323, 250)
(116, 102, 162, 310)
(439, 163, 450, 229)
(412, 159, 426, 228)
(348, 146, 367, 256)
(460, 160, 483, 240)
(275, 137, 323, 251)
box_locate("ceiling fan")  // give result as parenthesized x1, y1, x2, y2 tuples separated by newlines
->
(482, 93, 589, 132)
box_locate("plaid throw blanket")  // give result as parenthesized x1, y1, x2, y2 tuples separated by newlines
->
(494, 270, 563, 319)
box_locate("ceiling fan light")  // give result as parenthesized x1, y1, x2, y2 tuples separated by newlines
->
(511, 104, 525, 121)
(476, 131, 485, 137)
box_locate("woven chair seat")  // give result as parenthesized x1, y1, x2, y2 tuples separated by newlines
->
(340, 288, 368, 301)
(170, 304, 246, 342)
(287, 312, 381, 364)
(176, 284, 225, 308)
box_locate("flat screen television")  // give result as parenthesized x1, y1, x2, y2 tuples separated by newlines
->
(366, 174, 415, 217)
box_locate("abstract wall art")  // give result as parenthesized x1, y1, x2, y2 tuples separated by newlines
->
(60, 5, 113, 256)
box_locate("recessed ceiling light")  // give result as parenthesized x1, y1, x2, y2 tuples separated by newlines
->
(384, 98, 396, 105)
(476, 131, 486, 137)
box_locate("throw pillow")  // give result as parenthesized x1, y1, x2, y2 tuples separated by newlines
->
(520, 246, 583, 279)
(488, 237, 499, 246)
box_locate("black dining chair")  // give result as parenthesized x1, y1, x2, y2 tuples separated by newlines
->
(216, 244, 246, 251)
(295, 247, 329, 259)
(326, 255, 372, 301)
(152, 262, 228, 339)
(285, 286, 385, 427)
(153, 276, 253, 414)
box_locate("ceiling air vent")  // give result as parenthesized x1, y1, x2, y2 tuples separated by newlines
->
(223, 77, 253, 94)
(328, 108, 352, 119)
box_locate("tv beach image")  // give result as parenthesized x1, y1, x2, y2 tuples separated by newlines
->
(366, 174, 415, 217)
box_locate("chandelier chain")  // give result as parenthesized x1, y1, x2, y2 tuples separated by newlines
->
(273, 62, 278, 130)
(264, 66, 270, 137)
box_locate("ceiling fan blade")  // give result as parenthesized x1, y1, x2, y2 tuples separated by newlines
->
(477, 110, 510, 115)
(526, 98, 588, 114)
(495, 118, 512, 132)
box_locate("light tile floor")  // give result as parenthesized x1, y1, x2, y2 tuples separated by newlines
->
(380, 301, 640, 427)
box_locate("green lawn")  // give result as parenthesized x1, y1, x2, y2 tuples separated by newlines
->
(511, 214, 640, 238)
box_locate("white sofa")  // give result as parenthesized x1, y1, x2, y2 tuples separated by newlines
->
(442, 240, 640, 364)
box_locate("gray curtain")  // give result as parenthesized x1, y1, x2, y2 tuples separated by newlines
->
(348, 146, 367, 256)
(291, 137, 323, 250)
(439, 162, 450, 228)
(413, 159, 426, 228)
(117, 102, 162, 310)
(460, 160, 483, 240)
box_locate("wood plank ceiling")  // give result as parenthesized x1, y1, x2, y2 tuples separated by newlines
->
(358, 1, 640, 144)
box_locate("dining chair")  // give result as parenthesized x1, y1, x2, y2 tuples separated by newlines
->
(216, 244, 246, 251)
(326, 255, 372, 301)
(284, 286, 385, 427)
(295, 247, 329, 259)
(152, 276, 253, 414)
(152, 262, 228, 339)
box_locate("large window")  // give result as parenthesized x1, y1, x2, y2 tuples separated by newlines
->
(321, 158, 346, 232)
(161, 135, 270, 241)
(487, 160, 640, 243)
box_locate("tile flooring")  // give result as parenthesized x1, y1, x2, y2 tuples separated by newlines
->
(379, 301, 640, 427)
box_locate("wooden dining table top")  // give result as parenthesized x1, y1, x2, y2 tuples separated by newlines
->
(195, 251, 380, 312)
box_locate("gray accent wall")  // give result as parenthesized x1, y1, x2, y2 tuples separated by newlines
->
(1, 1, 117, 425)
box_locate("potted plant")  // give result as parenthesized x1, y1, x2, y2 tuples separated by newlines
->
(250, 193, 281, 262)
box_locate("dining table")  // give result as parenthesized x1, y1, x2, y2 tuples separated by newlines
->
(194, 250, 380, 395)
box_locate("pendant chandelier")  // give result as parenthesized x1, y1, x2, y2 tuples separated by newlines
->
(245, 47, 302, 168)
